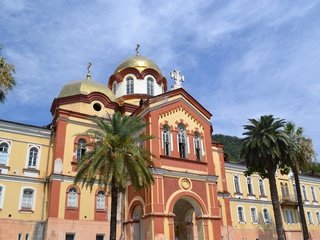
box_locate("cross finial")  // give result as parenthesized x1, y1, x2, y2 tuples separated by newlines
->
(86, 62, 92, 80)
(170, 69, 185, 89)
(135, 44, 140, 56)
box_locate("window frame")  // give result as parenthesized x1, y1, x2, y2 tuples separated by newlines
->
(96, 190, 106, 210)
(25, 144, 41, 169)
(0, 140, 11, 166)
(112, 81, 117, 95)
(234, 175, 241, 194)
(237, 205, 246, 223)
(316, 211, 320, 224)
(246, 177, 254, 195)
(67, 187, 79, 208)
(0, 184, 5, 209)
(76, 138, 87, 161)
(126, 76, 134, 94)
(177, 124, 187, 159)
(250, 207, 259, 223)
(302, 185, 308, 201)
(19, 187, 36, 211)
(263, 208, 271, 224)
(259, 178, 266, 196)
(311, 186, 317, 202)
(162, 125, 170, 156)
(147, 77, 154, 95)
(307, 211, 313, 224)
(194, 132, 201, 161)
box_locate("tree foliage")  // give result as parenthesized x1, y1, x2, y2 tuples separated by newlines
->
(74, 112, 154, 240)
(0, 47, 15, 103)
(212, 134, 242, 162)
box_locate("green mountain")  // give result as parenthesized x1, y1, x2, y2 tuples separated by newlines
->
(212, 134, 242, 162)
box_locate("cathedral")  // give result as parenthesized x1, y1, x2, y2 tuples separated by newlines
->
(1, 53, 320, 240)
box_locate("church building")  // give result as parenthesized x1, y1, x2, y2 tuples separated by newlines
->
(1, 52, 320, 240)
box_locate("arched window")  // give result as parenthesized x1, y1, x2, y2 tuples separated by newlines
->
(247, 177, 253, 195)
(302, 185, 308, 200)
(67, 188, 78, 208)
(178, 124, 186, 158)
(259, 179, 265, 196)
(96, 190, 105, 210)
(237, 206, 245, 222)
(307, 211, 313, 224)
(263, 208, 271, 223)
(194, 132, 201, 160)
(147, 77, 154, 95)
(250, 207, 258, 223)
(234, 175, 240, 193)
(126, 77, 134, 94)
(28, 147, 39, 168)
(162, 125, 170, 156)
(0, 142, 9, 165)
(112, 82, 117, 95)
(76, 139, 86, 160)
(21, 188, 34, 210)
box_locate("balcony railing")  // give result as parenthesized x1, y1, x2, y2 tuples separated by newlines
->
(280, 194, 298, 206)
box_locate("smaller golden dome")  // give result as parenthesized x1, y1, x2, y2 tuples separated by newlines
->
(58, 79, 116, 101)
(114, 55, 162, 74)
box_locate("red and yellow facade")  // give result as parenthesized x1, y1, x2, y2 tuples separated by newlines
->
(1, 54, 320, 240)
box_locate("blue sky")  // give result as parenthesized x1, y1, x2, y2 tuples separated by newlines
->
(1, 0, 320, 157)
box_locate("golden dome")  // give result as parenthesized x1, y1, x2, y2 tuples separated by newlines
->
(114, 55, 162, 74)
(58, 79, 116, 101)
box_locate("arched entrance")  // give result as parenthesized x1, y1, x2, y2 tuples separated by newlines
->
(173, 198, 203, 240)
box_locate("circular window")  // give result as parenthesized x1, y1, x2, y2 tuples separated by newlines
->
(93, 103, 102, 111)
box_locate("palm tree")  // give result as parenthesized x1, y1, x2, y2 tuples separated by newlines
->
(0, 47, 15, 103)
(241, 115, 290, 240)
(285, 122, 316, 240)
(74, 112, 154, 240)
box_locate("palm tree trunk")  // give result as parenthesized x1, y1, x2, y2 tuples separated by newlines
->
(110, 181, 119, 240)
(292, 164, 309, 240)
(268, 170, 286, 240)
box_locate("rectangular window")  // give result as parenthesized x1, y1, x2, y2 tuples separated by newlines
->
(307, 211, 313, 224)
(65, 233, 75, 240)
(18, 233, 22, 240)
(238, 206, 245, 222)
(250, 208, 258, 223)
(21, 189, 34, 210)
(96, 235, 105, 240)
(316, 212, 320, 224)
(26, 233, 30, 240)
(285, 209, 295, 224)
(311, 187, 317, 202)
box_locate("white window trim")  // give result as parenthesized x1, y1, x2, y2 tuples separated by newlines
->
(237, 205, 246, 223)
(233, 174, 241, 194)
(307, 211, 313, 224)
(263, 208, 271, 224)
(259, 178, 266, 196)
(250, 206, 259, 223)
(0, 139, 12, 166)
(125, 74, 136, 94)
(0, 184, 5, 209)
(25, 144, 41, 169)
(311, 186, 317, 202)
(19, 187, 36, 211)
(246, 177, 254, 195)
(146, 76, 155, 96)
(316, 211, 320, 224)
(284, 209, 295, 224)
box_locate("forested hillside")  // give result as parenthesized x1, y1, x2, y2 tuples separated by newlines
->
(212, 134, 242, 162)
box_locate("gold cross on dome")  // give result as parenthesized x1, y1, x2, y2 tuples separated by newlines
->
(86, 62, 92, 80)
(135, 44, 140, 56)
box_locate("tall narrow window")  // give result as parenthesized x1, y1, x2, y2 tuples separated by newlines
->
(250, 207, 258, 223)
(0, 142, 9, 165)
(112, 82, 117, 95)
(28, 147, 39, 168)
(293, 184, 297, 200)
(234, 175, 240, 193)
(237, 206, 245, 222)
(307, 211, 313, 224)
(311, 186, 317, 202)
(21, 188, 34, 210)
(247, 177, 253, 195)
(162, 126, 170, 156)
(178, 124, 186, 158)
(96, 191, 105, 210)
(302, 185, 308, 200)
(259, 179, 265, 196)
(126, 77, 134, 94)
(0, 186, 3, 208)
(67, 188, 78, 208)
(76, 139, 86, 160)
(285, 209, 295, 224)
(194, 132, 201, 161)
(316, 212, 320, 224)
(147, 77, 154, 95)
(263, 208, 270, 223)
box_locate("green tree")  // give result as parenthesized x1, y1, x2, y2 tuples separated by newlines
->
(74, 112, 154, 240)
(0, 47, 15, 103)
(285, 122, 316, 240)
(241, 115, 290, 240)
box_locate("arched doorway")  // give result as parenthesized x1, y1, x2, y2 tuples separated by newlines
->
(173, 198, 203, 240)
